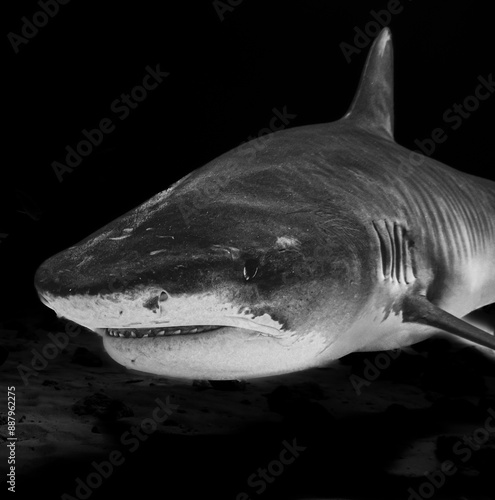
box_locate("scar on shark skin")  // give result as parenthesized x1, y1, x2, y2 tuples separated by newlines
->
(275, 237, 302, 250)
(34, 28, 495, 380)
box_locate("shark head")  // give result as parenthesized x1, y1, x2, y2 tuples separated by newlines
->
(35, 153, 375, 378)
(34, 28, 400, 379)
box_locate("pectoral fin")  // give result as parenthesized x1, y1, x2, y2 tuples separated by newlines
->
(403, 295, 495, 350)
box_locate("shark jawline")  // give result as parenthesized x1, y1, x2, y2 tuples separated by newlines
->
(103, 325, 225, 338)
(88, 314, 286, 338)
(96, 320, 284, 340)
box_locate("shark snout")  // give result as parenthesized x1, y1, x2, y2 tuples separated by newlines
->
(35, 253, 72, 298)
(34, 249, 125, 299)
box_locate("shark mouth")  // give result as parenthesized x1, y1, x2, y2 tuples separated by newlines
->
(105, 325, 223, 338)
(38, 291, 287, 339)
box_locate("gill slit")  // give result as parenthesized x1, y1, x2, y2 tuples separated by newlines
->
(372, 220, 417, 285)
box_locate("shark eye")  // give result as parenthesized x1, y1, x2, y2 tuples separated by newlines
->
(243, 259, 259, 281)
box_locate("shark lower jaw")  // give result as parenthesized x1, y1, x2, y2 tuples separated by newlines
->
(101, 325, 295, 380)
(100, 324, 334, 380)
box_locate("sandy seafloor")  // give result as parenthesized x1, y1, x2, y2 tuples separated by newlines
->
(1, 308, 494, 500)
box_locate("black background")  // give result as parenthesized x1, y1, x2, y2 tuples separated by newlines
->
(2, 2, 495, 499)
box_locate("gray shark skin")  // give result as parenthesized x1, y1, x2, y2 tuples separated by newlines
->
(35, 29, 495, 379)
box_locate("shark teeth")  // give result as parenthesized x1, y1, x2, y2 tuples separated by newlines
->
(105, 325, 222, 338)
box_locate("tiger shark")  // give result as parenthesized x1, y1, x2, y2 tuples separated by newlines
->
(35, 28, 495, 379)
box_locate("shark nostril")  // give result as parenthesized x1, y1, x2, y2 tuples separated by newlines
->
(143, 291, 169, 313)
(243, 259, 259, 281)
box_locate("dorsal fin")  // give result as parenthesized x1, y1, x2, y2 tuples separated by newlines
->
(343, 28, 394, 141)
